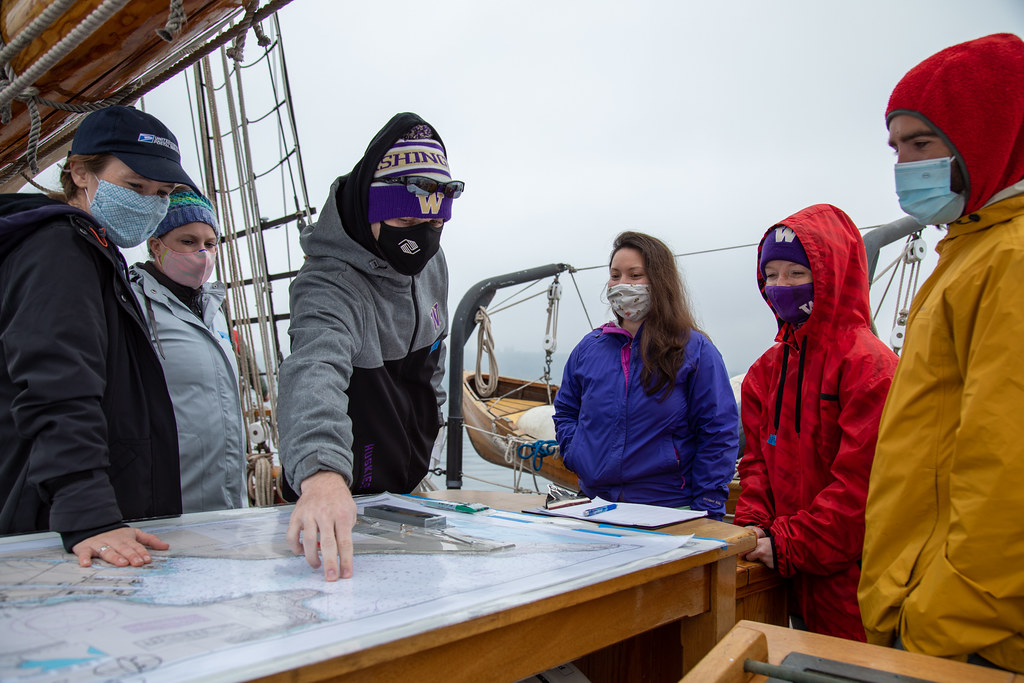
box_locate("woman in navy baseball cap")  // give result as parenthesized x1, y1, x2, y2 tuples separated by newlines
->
(59, 105, 199, 248)
(0, 105, 196, 570)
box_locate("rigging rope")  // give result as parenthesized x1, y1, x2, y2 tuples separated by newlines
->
(0, 0, 131, 176)
(196, 51, 280, 505)
(194, 54, 279, 506)
(155, 0, 188, 42)
(0, 0, 79, 68)
(870, 232, 925, 354)
(247, 451, 274, 507)
(189, 13, 313, 504)
(889, 233, 925, 354)
(567, 268, 594, 330)
(0, 0, 296, 185)
(0, 0, 132, 111)
(471, 271, 570, 403)
(225, 0, 271, 62)
(542, 276, 561, 402)
(516, 440, 559, 473)
(499, 431, 542, 493)
(474, 307, 499, 397)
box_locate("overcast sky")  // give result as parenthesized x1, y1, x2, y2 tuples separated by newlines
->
(115, 1, 1024, 378)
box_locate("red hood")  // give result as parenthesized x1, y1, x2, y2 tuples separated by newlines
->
(757, 204, 870, 342)
(886, 33, 1024, 214)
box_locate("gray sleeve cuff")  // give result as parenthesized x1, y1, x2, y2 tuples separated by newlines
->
(287, 448, 353, 491)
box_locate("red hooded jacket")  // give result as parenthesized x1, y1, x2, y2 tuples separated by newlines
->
(735, 204, 898, 641)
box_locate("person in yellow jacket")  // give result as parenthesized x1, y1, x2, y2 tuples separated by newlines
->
(859, 33, 1024, 673)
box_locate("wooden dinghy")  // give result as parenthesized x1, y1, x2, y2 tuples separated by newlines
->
(461, 371, 578, 490)
(0, 0, 248, 178)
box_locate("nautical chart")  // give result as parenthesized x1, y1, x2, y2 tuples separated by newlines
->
(0, 493, 723, 682)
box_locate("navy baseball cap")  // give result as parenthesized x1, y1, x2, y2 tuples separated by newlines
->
(70, 106, 198, 191)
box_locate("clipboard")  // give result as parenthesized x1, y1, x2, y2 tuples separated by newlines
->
(522, 497, 707, 529)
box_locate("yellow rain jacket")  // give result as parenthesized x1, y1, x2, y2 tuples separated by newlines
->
(860, 34, 1024, 672)
(859, 193, 1024, 670)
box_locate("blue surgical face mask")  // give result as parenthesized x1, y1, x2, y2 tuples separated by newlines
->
(87, 179, 170, 248)
(894, 156, 966, 226)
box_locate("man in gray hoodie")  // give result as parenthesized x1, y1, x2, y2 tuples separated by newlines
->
(278, 113, 463, 581)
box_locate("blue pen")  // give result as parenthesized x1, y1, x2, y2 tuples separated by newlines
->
(582, 503, 617, 517)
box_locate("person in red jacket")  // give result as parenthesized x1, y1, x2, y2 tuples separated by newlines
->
(734, 204, 897, 641)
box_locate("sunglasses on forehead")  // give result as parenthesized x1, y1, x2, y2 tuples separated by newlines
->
(374, 175, 465, 198)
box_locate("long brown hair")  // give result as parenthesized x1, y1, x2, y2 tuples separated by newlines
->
(610, 231, 704, 400)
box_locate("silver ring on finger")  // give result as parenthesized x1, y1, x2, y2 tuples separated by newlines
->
(97, 545, 111, 553)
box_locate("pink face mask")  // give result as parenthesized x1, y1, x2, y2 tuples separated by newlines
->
(157, 242, 217, 289)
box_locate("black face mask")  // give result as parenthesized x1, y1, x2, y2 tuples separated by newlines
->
(376, 221, 443, 275)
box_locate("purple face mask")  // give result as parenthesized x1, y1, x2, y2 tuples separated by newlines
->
(765, 283, 814, 325)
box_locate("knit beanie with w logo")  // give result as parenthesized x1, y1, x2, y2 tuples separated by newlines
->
(368, 125, 453, 223)
(759, 225, 810, 275)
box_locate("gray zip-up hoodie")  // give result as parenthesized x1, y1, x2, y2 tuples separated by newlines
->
(278, 113, 449, 494)
(129, 264, 245, 512)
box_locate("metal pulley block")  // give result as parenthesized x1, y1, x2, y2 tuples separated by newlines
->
(248, 421, 268, 445)
(546, 281, 562, 302)
(904, 238, 927, 263)
(890, 309, 909, 351)
(544, 281, 562, 353)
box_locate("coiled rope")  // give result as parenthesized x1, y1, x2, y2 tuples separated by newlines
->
(516, 440, 559, 472)
(502, 433, 542, 493)
(246, 452, 275, 507)
(474, 306, 499, 397)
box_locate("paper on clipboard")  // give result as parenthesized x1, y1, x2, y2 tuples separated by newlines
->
(523, 497, 707, 528)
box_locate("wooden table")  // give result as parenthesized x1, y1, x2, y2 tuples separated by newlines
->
(254, 490, 754, 683)
(682, 620, 1023, 683)
(735, 558, 787, 627)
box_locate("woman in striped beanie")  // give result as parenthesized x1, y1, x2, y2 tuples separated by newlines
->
(129, 190, 246, 514)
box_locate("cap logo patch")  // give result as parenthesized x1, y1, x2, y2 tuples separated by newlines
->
(398, 239, 420, 255)
(138, 132, 180, 154)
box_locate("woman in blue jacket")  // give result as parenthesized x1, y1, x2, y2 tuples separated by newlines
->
(553, 231, 738, 519)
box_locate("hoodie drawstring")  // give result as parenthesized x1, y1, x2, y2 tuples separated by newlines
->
(795, 335, 807, 434)
(772, 344, 789, 436)
(771, 334, 808, 442)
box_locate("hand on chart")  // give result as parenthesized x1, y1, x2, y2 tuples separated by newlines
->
(286, 470, 358, 581)
(72, 526, 169, 568)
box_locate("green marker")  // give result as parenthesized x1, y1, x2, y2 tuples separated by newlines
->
(419, 500, 489, 514)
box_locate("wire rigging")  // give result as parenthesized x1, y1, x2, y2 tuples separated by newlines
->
(181, 12, 313, 506)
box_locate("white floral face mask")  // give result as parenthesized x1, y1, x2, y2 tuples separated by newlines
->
(607, 283, 652, 322)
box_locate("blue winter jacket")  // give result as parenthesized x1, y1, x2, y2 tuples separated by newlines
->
(553, 323, 738, 518)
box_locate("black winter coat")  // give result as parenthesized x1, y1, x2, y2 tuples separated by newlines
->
(0, 194, 181, 551)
